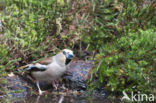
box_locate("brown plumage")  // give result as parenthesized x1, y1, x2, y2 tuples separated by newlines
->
(37, 57, 53, 65)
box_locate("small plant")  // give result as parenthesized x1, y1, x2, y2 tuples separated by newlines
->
(89, 29, 156, 94)
(86, 0, 156, 95)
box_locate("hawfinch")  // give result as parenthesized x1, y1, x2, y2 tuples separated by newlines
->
(19, 49, 74, 95)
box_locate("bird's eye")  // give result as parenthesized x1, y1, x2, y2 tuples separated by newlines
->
(63, 51, 66, 55)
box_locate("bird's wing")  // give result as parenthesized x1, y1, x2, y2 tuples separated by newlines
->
(26, 64, 48, 72)
(17, 63, 48, 72)
(17, 57, 53, 70)
(36, 57, 53, 65)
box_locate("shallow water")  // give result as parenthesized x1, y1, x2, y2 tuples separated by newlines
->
(17, 96, 109, 103)
(1, 94, 119, 103)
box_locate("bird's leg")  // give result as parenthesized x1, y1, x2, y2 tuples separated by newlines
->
(52, 80, 59, 90)
(36, 81, 43, 95)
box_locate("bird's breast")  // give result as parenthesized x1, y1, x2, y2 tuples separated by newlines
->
(47, 63, 66, 77)
(31, 62, 66, 81)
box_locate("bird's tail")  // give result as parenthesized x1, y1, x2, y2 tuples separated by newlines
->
(15, 64, 32, 75)
(17, 64, 30, 70)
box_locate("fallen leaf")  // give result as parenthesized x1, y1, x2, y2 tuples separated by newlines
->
(8, 72, 15, 77)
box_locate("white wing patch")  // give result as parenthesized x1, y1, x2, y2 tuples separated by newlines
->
(35, 63, 48, 69)
(26, 63, 48, 71)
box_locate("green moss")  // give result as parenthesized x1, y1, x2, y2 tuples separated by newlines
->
(86, 0, 156, 95)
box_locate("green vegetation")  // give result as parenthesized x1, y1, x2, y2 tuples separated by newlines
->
(86, 0, 156, 95)
(89, 29, 156, 93)
(0, 0, 155, 98)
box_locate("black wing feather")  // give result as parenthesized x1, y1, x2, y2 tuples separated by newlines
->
(26, 64, 47, 72)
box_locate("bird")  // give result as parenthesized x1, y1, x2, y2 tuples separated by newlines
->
(18, 49, 74, 95)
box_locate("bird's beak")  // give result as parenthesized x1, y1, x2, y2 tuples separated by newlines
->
(66, 53, 74, 60)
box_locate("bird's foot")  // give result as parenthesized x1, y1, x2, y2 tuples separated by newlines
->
(38, 90, 49, 95)
(53, 83, 59, 90)
(60, 84, 66, 90)
(52, 81, 59, 90)
(39, 90, 43, 95)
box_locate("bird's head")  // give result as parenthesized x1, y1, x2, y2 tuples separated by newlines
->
(56, 49, 74, 66)
(62, 49, 74, 60)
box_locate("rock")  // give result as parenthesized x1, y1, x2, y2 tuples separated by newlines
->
(6, 75, 30, 98)
(63, 60, 94, 90)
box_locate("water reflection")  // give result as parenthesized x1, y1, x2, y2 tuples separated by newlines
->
(2, 94, 117, 103)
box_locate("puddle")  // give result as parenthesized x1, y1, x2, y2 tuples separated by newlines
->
(1, 94, 117, 103)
